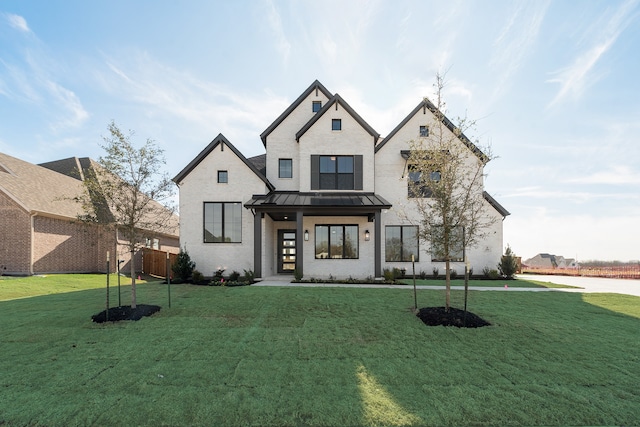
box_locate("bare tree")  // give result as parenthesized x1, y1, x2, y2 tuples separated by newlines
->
(407, 73, 497, 310)
(77, 121, 175, 308)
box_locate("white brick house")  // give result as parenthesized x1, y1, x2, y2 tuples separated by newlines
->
(173, 80, 509, 279)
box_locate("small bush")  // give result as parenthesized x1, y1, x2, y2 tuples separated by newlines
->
(229, 270, 240, 281)
(294, 269, 303, 281)
(432, 267, 439, 278)
(383, 268, 394, 281)
(449, 269, 458, 280)
(192, 269, 204, 283)
(498, 245, 518, 279)
(483, 267, 500, 280)
(172, 248, 195, 281)
(243, 269, 255, 283)
(419, 270, 427, 279)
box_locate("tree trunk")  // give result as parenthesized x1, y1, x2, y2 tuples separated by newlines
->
(445, 258, 451, 310)
(130, 249, 137, 309)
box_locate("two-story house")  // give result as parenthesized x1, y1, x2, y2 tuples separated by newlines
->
(173, 80, 509, 280)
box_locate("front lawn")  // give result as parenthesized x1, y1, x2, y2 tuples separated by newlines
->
(0, 276, 638, 426)
(398, 277, 580, 288)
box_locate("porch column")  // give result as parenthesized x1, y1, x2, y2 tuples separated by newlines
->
(253, 212, 262, 279)
(374, 210, 382, 278)
(296, 211, 303, 277)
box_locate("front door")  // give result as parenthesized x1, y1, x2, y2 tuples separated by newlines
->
(278, 230, 296, 273)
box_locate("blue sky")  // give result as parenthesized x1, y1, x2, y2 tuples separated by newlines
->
(1, 0, 639, 262)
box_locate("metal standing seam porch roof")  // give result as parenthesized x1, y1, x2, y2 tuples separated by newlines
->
(244, 191, 392, 218)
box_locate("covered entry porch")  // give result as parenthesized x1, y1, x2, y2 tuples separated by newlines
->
(245, 192, 391, 279)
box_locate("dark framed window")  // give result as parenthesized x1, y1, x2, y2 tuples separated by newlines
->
(408, 165, 440, 198)
(279, 158, 292, 178)
(315, 225, 358, 259)
(385, 226, 419, 262)
(319, 155, 353, 190)
(332, 119, 342, 131)
(419, 125, 429, 137)
(312, 101, 322, 113)
(203, 202, 242, 243)
(217, 170, 228, 183)
(431, 226, 464, 262)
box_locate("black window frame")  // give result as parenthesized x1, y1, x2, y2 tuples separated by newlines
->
(319, 155, 353, 190)
(278, 158, 293, 178)
(407, 165, 440, 198)
(314, 224, 359, 259)
(217, 170, 228, 183)
(203, 202, 242, 243)
(332, 119, 342, 131)
(312, 101, 322, 113)
(385, 225, 419, 262)
(419, 125, 429, 137)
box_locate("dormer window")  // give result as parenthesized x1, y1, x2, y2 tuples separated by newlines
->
(332, 119, 342, 131)
(420, 125, 429, 137)
(312, 101, 322, 113)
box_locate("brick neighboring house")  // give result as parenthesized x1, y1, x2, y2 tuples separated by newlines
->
(0, 152, 179, 275)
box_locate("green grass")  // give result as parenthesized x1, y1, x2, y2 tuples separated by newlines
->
(0, 276, 638, 426)
(398, 278, 580, 288)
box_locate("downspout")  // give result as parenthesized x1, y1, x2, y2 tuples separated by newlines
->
(30, 212, 37, 275)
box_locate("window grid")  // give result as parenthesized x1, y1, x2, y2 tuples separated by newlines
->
(279, 158, 293, 178)
(203, 202, 242, 243)
(319, 155, 354, 190)
(315, 225, 359, 259)
(385, 225, 419, 262)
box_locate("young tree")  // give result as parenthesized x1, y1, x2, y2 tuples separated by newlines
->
(407, 73, 497, 310)
(498, 245, 519, 279)
(78, 121, 176, 308)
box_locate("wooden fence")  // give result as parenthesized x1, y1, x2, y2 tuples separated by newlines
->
(142, 248, 177, 278)
(522, 265, 640, 280)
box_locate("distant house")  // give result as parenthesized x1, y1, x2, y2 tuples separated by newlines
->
(0, 153, 179, 275)
(173, 80, 509, 279)
(523, 253, 577, 269)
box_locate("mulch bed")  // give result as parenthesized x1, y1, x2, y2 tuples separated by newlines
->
(416, 306, 491, 328)
(91, 304, 161, 323)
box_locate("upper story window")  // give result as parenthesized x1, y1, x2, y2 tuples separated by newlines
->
(312, 101, 322, 113)
(204, 202, 242, 243)
(311, 155, 363, 190)
(217, 170, 228, 183)
(420, 125, 429, 137)
(332, 119, 342, 131)
(408, 165, 440, 198)
(279, 158, 293, 178)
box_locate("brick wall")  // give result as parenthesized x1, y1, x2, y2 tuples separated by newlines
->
(0, 192, 31, 274)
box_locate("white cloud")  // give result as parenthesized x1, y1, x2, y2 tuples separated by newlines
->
(264, 0, 291, 67)
(5, 13, 30, 33)
(547, 0, 639, 107)
(565, 166, 640, 185)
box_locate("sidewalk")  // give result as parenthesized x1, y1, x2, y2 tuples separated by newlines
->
(254, 275, 640, 297)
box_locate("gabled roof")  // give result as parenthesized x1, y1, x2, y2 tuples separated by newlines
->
(295, 94, 380, 143)
(483, 191, 510, 217)
(173, 133, 274, 191)
(260, 80, 333, 146)
(375, 98, 488, 163)
(0, 152, 87, 218)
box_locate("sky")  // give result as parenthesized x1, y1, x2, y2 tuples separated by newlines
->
(1, 0, 639, 262)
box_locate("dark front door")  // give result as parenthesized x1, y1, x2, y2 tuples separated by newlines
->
(278, 230, 296, 273)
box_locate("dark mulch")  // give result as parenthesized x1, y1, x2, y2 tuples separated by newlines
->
(416, 306, 491, 328)
(91, 304, 161, 323)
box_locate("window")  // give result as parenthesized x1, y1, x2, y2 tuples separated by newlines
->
(408, 165, 440, 198)
(203, 202, 242, 243)
(312, 101, 322, 112)
(420, 125, 429, 137)
(311, 155, 363, 190)
(315, 225, 358, 259)
(279, 158, 292, 178)
(332, 119, 342, 131)
(217, 170, 228, 183)
(431, 226, 464, 262)
(385, 226, 419, 262)
(319, 155, 353, 190)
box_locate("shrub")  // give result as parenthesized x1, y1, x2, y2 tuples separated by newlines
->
(498, 245, 518, 279)
(229, 270, 240, 281)
(449, 269, 458, 280)
(383, 268, 394, 281)
(243, 269, 255, 283)
(419, 270, 427, 279)
(192, 269, 204, 284)
(483, 267, 500, 280)
(172, 248, 196, 281)
(294, 269, 303, 281)
(432, 267, 439, 278)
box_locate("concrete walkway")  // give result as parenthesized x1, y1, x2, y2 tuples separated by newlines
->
(254, 274, 640, 297)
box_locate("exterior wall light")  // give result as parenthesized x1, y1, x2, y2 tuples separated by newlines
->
(364, 230, 370, 241)
(304, 230, 309, 241)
